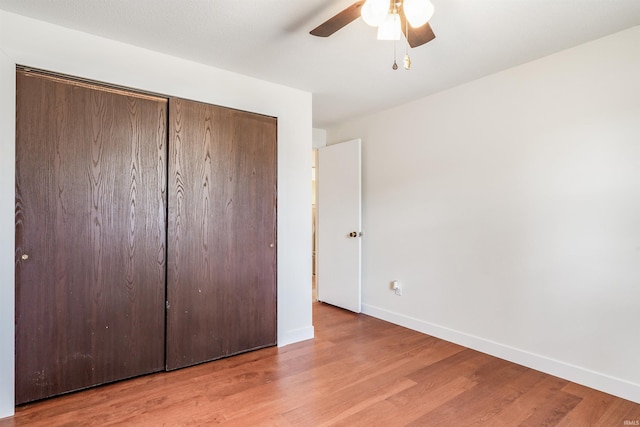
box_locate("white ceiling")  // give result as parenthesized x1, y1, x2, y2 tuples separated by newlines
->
(1, 0, 639, 128)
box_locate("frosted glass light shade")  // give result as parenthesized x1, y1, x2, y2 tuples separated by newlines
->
(377, 13, 401, 40)
(361, 0, 389, 27)
(403, 0, 434, 28)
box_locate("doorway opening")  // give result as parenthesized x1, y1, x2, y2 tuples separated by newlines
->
(312, 148, 318, 302)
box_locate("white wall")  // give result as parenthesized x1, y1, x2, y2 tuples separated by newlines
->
(0, 47, 16, 419)
(328, 26, 640, 403)
(312, 128, 327, 149)
(0, 10, 313, 418)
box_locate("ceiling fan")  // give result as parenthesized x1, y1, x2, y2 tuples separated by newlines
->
(310, 0, 436, 48)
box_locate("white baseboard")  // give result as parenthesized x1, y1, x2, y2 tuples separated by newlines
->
(278, 325, 314, 348)
(362, 303, 640, 404)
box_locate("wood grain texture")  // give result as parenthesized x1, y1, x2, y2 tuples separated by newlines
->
(310, 0, 365, 37)
(15, 71, 168, 404)
(3, 303, 639, 426)
(400, 18, 436, 48)
(166, 98, 277, 370)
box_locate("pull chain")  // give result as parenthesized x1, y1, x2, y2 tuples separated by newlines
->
(404, 19, 411, 70)
(393, 38, 398, 70)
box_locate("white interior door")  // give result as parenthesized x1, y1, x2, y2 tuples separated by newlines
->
(317, 139, 362, 313)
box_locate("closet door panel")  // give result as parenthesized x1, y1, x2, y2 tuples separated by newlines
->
(167, 98, 277, 370)
(15, 71, 167, 404)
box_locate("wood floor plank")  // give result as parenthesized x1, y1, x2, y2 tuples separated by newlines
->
(2, 302, 639, 426)
(405, 364, 545, 426)
(488, 375, 573, 427)
(335, 375, 478, 426)
(591, 397, 640, 427)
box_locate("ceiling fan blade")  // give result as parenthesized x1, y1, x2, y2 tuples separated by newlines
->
(401, 17, 436, 48)
(310, 1, 366, 37)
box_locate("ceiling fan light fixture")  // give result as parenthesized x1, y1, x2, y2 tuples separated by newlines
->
(361, 0, 389, 26)
(309, 0, 437, 70)
(403, 0, 434, 28)
(377, 12, 402, 40)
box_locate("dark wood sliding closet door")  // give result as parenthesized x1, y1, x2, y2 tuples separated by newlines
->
(15, 71, 168, 404)
(166, 98, 277, 370)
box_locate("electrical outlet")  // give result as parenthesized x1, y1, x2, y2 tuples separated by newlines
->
(391, 280, 402, 296)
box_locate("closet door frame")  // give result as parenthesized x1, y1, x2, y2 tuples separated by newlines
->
(15, 69, 278, 402)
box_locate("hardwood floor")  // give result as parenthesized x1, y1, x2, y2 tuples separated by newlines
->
(2, 302, 639, 426)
